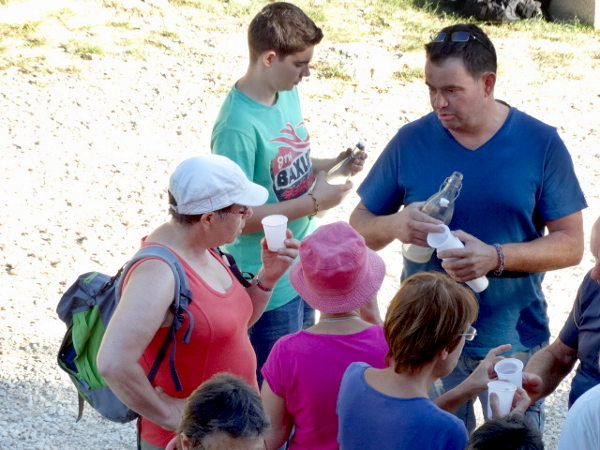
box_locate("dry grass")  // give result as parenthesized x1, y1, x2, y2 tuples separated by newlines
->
(0, 1, 596, 113)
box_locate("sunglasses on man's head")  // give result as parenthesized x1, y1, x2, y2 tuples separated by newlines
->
(431, 31, 494, 56)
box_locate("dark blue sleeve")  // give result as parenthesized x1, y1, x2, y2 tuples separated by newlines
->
(538, 130, 587, 221)
(558, 307, 579, 350)
(558, 272, 595, 350)
(357, 130, 405, 215)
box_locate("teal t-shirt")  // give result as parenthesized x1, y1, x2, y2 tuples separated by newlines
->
(211, 86, 316, 311)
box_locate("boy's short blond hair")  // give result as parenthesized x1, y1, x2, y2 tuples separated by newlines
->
(384, 272, 479, 374)
(247, 2, 323, 61)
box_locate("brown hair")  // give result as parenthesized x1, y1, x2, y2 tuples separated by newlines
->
(176, 373, 270, 447)
(168, 192, 234, 225)
(384, 271, 478, 374)
(247, 2, 323, 61)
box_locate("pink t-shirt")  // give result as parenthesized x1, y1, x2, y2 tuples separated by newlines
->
(261, 326, 388, 450)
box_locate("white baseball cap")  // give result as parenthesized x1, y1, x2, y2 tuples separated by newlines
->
(169, 155, 269, 214)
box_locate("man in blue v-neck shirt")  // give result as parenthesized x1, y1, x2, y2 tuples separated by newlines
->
(350, 23, 587, 431)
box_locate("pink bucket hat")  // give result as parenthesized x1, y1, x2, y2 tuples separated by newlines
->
(289, 221, 386, 314)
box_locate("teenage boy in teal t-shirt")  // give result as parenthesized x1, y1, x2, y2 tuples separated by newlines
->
(211, 2, 370, 383)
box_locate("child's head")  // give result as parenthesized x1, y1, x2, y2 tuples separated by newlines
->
(247, 2, 323, 62)
(385, 271, 478, 374)
(176, 373, 269, 450)
(289, 221, 385, 314)
(467, 413, 544, 449)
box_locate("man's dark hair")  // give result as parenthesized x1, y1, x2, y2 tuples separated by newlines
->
(177, 372, 270, 447)
(425, 23, 497, 78)
(247, 1, 323, 61)
(467, 413, 544, 450)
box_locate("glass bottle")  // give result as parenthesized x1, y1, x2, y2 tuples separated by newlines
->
(327, 141, 366, 185)
(402, 171, 463, 263)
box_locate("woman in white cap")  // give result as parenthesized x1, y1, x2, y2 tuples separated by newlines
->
(97, 155, 299, 450)
(260, 221, 389, 450)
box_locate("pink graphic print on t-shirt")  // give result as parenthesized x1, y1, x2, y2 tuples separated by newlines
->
(270, 122, 314, 201)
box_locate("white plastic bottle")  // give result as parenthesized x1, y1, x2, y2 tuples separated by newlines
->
(402, 171, 463, 263)
(426, 225, 489, 293)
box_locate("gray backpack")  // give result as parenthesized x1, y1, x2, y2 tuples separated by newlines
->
(56, 245, 193, 423)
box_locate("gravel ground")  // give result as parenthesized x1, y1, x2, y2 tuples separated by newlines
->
(1, 2, 599, 449)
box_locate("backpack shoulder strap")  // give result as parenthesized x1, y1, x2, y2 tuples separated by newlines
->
(212, 247, 253, 288)
(116, 245, 190, 307)
(115, 244, 193, 391)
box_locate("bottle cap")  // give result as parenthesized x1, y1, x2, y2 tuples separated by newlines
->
(440, 197, 450, 207)
(356, 141, 366, 150)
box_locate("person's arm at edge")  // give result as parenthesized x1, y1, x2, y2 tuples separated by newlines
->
(97, 260, 184, 430)
(523, 339, 578, 403)
(500, 211, 584, 272)
(261, 381, 294, 450)
(350, 202, 398, 251)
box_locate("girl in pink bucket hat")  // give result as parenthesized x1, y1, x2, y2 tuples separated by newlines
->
(260, 221, 389, 449)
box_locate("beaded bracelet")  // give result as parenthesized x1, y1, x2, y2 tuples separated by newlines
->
(255, 277, 273, 292)
(307, 192, 319, 217)
(493, 244, 505, 276)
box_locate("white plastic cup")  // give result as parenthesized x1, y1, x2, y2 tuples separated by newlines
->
(486, 380, 517, 418)
(426, 225, 489, 293)
(495, 358, 524, 388)
(261, 215, 288, 251)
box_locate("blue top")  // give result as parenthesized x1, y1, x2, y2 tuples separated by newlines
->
(337, 362, 468, 450)
(559, 270, 600, 407)
(358, 108, 587, 356)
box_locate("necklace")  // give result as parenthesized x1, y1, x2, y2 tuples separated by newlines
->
(319, 315, 361, 323)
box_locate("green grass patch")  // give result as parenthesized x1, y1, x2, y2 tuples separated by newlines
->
(313, 61, 352, 81)
(108, 21, 134, 29)
(56, 65, 82, 74)
(144, 38, 170, 50)
(0, 21, 41, 39)
(531, 49, 574, 68)
(159, 30, 180, 40)
(49, 8, 77, 22)
(393, 65, 423, 82)
(125, 47, 146, 60)
(60, 40, 105, 58)
(0, 21, 48, 47)
(169, 0, 203, 8)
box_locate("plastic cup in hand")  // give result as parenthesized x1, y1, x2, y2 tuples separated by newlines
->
(261, 215, 288, 251)
(495, 358, 524, 388)
(426, 225, 489, 293)
(486, 380, 517, 418)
